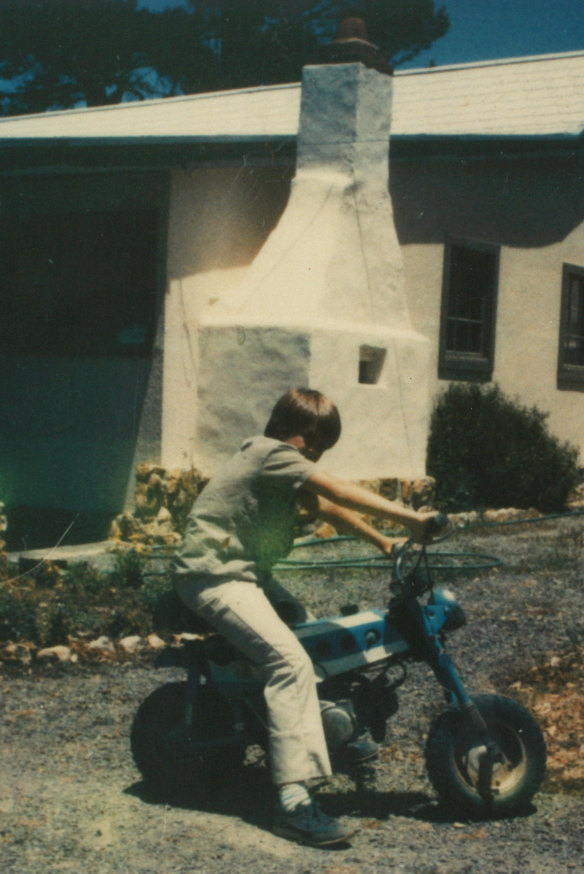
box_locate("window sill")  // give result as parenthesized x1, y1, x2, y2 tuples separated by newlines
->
(557, 368, 584, 391)
(439, 355, 493, 383)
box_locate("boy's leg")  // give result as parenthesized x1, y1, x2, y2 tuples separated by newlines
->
(262, 576, 316, 625)
(179, 579, 331, 786)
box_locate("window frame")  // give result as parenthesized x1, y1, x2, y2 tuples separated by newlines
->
(438, 236, 500, 382)
(557, 262, 584, 390)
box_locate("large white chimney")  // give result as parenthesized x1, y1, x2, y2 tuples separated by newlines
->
(196, 27, 430, 479)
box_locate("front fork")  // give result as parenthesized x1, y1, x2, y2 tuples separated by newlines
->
(420, 614, 504, 799)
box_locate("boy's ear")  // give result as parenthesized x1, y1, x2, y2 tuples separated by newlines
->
(284, 434, 306, 451)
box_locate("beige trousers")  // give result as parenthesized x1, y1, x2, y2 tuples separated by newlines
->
(175, 578, 332, 786)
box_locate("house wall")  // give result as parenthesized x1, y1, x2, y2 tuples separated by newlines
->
(5, 143, 582, 547)
(164, 64, 435, 482)
(0, 171, 167, 547)
(162, 163, 293, 470)
(392, 151, 584, 463)
(163, 149, 584, 479)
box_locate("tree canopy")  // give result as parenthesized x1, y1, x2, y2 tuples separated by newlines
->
(0, 0, 449, 116)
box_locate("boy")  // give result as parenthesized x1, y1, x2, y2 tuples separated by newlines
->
(174, 388, 442, 846)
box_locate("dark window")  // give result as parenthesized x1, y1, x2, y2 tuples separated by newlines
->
(558, 264, 584, 389)
(358, 345, 386, 384)
(439, 238, 500, 381)
(0, 208, 158, 357)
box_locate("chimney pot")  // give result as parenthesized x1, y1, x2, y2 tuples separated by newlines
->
(316, 13, 393, 76)
(334, 15, 369, 43)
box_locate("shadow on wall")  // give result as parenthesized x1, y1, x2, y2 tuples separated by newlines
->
(390, 150, 584, 248)
(4, 507, 116, 552)
(168, 164, 294, 279)
(0, 355, 158, 551)
(0, 204, 163, 551)
(171, 149, 584, 283)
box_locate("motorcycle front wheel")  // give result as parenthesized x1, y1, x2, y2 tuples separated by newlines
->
(425, 694, 546, 816)
(131, 681, 246, 790)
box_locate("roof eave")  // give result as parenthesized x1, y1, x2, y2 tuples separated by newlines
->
(390, 132, 584, 160)
(1, 130, 583, 175)
(0, 135, 298, 174)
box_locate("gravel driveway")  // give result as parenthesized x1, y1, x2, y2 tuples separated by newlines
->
(1, 518, 583, 873)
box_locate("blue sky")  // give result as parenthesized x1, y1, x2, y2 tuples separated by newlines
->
(405, 0, 584, 68)
(144, 0, 584, 68)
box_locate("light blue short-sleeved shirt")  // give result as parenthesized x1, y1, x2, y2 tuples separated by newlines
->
(174, 436, 316, 589)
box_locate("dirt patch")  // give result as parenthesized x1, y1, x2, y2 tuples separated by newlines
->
(1, 517, 584, 872)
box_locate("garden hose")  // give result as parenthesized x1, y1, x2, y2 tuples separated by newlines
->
(275, 539, 502, 573)
(271, 507, 584, 573)
(123, 508, 584, 577)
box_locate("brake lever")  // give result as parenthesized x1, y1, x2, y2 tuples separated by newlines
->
(392, 537, 422, 597)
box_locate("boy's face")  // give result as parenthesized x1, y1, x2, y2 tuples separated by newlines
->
(286, 433, 332, 462)
(300, 435, 328, 462)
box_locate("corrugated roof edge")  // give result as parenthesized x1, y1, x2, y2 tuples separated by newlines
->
(395, 49, 584, 77)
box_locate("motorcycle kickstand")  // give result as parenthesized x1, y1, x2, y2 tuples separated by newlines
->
(353, 759, 378, 798)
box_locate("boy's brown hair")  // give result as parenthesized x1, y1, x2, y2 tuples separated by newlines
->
(264, 388, 341, 450)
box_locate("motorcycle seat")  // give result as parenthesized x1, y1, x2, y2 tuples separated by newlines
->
(152, 590, 212, 635)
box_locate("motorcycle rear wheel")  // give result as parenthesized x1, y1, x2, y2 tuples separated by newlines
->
(131, 681, 246, 790)
(425, 694, 546, 816)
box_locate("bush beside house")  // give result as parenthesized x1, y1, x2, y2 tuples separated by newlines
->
(427, 384, 581, 513)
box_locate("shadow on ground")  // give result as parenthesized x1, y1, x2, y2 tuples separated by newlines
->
(125, 763, 539, 830)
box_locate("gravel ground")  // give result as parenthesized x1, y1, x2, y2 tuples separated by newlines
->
(1, 517, 584, 873)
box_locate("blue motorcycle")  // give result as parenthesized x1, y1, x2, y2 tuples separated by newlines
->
(131, 518, 546, 816)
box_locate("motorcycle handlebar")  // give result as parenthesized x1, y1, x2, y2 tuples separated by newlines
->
(425, 512, 450, 539)
(393, 512, 452, 586)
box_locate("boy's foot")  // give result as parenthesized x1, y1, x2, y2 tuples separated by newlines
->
(273, 800, 357, 847)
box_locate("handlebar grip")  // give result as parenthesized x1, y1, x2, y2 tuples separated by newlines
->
(427, 512, 448, 534)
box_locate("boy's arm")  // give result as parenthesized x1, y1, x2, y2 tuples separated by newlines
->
(316, 495, 405, 556)
(302, 470, 438, 543)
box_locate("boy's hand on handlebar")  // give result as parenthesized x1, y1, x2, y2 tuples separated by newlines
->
(378, 535, 408, 557)
(410, 512, 449, 545)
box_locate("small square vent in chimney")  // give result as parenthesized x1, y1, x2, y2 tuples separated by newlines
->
(359, 345, 386, 384)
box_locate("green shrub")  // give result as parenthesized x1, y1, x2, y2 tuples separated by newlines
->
(0, 557, 157, 645)
(29, 560, 63, 589)
(110, 547, 147, 589)
(104, 604, 152, 640)
(1, 551, 11, 582)
(35, 603, 77, 648)
(0, 584, 38, 642)
(63, 562, 106, 598)
(141, 572, 174, 611)
(426, 384, 581, 513)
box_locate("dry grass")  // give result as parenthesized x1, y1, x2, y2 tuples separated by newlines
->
(507, 645, 584, 793)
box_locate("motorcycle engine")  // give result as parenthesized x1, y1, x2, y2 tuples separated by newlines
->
(319, 700, 358, 752)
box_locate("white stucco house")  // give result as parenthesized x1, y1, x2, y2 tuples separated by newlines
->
(1, 48, 583, 546)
